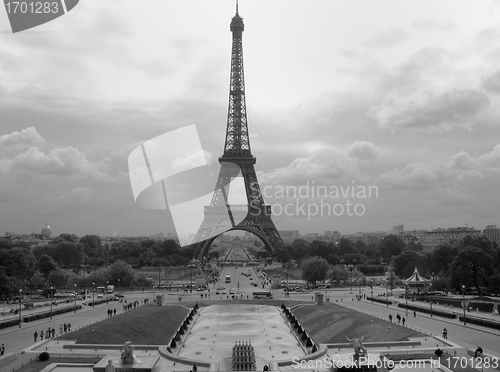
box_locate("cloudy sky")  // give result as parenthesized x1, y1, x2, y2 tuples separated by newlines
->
(1, 0, 499, 238)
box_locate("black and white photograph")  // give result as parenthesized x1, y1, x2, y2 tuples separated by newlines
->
(0, 1, 500, 371)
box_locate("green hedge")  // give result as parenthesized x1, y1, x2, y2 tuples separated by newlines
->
(367, 296, 392, 305)
(458, 314, 500, 330)
(0, 318, 20, 329)
(396, 303, 456, 319)
(23, 305, 83, 323)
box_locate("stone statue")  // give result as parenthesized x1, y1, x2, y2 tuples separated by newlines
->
(105, 359, 116, 372)
(346, 335, 368, 358)
(121, 341, 135, 364)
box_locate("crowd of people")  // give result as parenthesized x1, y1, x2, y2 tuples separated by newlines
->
(33, 322, 72, 342)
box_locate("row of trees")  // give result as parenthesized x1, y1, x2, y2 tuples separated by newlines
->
(274, 234, 411, 266)
(0, 234, 192, 299)
(299, 234, 500, 296)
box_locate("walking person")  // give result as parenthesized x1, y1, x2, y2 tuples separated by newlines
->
(60, 324, 64, 336)
(443, 328, 448, 339)
(33, 331, 38, 342)
(402, 317, 405, 326)
(40, 330, 44, 340)
(51, 328, 55, 338)
(1, 343, 4, 355)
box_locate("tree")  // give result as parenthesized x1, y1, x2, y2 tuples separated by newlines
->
(301, 257, 329, 284)
(393, 250, 420, 278)
(329, 265, 349, 285)
(48, 268, 72, 288)
(79, 235, 102, 258)
(274, 246, 292, 263)
(378, 235, 405, 263)
(107, 260, 136, 287)
(38, 254, 59, 278)
(0, 247, 37, 280)
(449, 246, 495, 295)
(338, 238, 354, 256)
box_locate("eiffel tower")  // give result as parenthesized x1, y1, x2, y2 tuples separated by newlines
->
(192, 4, 284, 260)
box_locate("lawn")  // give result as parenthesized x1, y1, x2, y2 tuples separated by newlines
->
(58, 305, 189, 344)
(291, 303, 423, 343)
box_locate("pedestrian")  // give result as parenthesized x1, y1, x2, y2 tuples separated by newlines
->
(389, 314, 393, 322)
(413, 310, 416, 317)
(68, 323, 71, 332)
(397, 314, 401, 324)
(443, 328, 448, 339)
(40, 330, 44, 340)
(47, 328, 51, 339)
(113, 308, 116, 316)
(34, 331, 38, 342)
(51, 328, 55, 338)
(60, 324, 64, 335)
(402, 317, 405, 326)
(64, 323, 67, 333)
(474, 346, 483, 358)
(1, 343, 4, 355)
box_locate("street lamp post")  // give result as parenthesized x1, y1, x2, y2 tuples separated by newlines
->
(430, 272, 434, 317)
(118, 279, 120, 293)
(386, 279, 389, 306)
(74, 284, 77, 313)
(348, 264, 353, 293)
(106, 281, 109, 303)
(92, 282, 95, 308)
(358, 277, 362, 299)
(50, 286, 53, 320)
(462, 285, 466, 325)
(370, 279, 373, 304)
(18, 288, 22, 328)
(158, 266, 161, 290)
(405, 284, 408, 315)
(82, 265, 86, 298)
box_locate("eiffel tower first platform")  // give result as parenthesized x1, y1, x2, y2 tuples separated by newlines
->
(192, 5, 284, 260)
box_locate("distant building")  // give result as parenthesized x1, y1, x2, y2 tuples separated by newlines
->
(484, 225, 500, 243)
(415, 227, 481, 250)
(392, 224, 404, 233)
(41, 223, 51, 239)
(278, 230, 300, 238)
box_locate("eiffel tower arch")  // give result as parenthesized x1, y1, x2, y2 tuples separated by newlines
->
(192, 6, 284, 261)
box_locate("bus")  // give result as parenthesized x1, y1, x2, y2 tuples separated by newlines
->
(95, 286, 106, 294)
(253, 291, 273, 299)
(107, 285, 115, 294)
(225, 275, 231, 283)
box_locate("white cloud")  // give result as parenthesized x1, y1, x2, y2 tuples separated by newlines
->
(481, 69, 500, 94)
(0, 146, 112, 182)
(347, 141, 379, 161)
(0, 127, 44, 149)
(363, 28, 409, 48)
(259, 145, 379, 187)
(367, 86, 490, 133)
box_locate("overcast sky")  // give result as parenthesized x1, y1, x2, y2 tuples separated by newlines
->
(1, 0, 499, 238)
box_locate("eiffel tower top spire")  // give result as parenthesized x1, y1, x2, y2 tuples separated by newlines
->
(223, 2, 251, 158)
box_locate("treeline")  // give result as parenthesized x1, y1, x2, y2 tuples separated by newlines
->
(0, 234, 191, 299)
(294, 234, 500, 296)
(275, 234, 416, 266)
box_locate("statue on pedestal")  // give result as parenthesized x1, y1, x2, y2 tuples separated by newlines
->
(121, 341, 135, 364)
(105, 359, 116, 372)
(346, 335, 368, 359)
